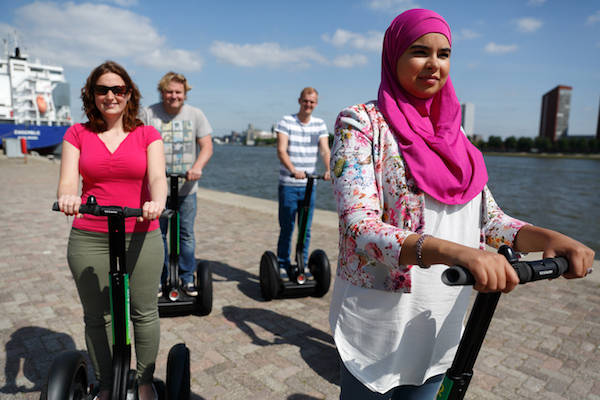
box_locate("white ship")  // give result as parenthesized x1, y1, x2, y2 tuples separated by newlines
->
(0, 39, 72, 152)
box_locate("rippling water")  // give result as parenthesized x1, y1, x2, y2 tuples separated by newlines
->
(201, 145, 599, 253)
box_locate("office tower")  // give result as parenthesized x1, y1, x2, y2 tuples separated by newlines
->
(596, 97, 600, 140)
(539, 85, 572, 141)
(461, 102, 475, 137)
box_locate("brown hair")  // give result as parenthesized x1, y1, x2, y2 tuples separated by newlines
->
(157, 71, 192, 96)
(80, 60, 142, 133)
(299, 87, 318, 99)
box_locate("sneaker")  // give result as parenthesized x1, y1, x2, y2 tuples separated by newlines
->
(183, 282, 198, 297)
(157, 284, 163, 298)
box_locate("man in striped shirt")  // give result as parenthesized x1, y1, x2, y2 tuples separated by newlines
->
(275, 87, 331, 273)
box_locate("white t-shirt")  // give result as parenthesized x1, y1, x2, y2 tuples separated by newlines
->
(329, 193, 482, 393)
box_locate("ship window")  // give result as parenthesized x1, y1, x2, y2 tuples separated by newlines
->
(13, 63, 25, 71)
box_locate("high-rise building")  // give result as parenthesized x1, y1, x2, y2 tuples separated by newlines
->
(461, 102, 475, 137)
(539, 85, 572, 141)
(596, 97, 600, 140)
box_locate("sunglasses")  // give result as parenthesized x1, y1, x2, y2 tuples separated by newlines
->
(94, 85, 129, 96)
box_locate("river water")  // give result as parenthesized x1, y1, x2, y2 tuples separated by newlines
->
(201, 144, 599, 253)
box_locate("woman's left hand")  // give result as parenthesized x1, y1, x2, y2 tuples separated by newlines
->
(542, 234, 595, 279)
(139, 201, 163, 221)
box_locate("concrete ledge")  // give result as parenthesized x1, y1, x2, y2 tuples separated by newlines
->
(196, 187, 339, 228)
(197, 187, 599, 283)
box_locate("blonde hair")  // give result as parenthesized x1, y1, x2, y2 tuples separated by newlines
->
(299, 87, 318, 99)
(157, 71, 192, 94)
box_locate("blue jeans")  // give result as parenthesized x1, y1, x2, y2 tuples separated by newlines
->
(277, 184, 315, 270)
(159, 192, 197, 285)
(340, 362, 443, 400)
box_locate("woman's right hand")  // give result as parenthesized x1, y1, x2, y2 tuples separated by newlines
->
(57, 194, 81, 216)
(456, 247, 519, 293)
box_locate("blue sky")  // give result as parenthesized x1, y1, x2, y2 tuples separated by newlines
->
(1, 0, 599, 138)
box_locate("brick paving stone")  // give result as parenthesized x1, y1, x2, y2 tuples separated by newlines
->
(1, 155, 599, 400)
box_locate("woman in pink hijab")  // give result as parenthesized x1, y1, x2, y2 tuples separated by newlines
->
(329, 9, 593, 399)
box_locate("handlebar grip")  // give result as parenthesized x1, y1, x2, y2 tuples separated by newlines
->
(288, 173, 325, 179)
(442, 266, 475, 286)
(441, 257, 570, 286)
(123, 208, 143, 218)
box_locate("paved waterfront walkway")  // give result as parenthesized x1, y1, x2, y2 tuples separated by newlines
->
(0, 155, 598, 400)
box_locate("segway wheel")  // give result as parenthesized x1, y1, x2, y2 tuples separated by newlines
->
(166, 343, 191, 400)
(153, 379, 166, 400)
(40, 350, 88, 400)
(194, 260, 213, 316)
(309, 249, 331, 297)
(259, 251, 281, 301)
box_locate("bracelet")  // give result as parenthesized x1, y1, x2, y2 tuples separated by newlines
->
(415, 234, 431, 268)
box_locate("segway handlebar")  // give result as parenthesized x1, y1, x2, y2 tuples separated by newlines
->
(442, 256, 569, 286)
(166, 172, 188, 179)
(53, 196, 170, 218)
(288, 172, 326, 180)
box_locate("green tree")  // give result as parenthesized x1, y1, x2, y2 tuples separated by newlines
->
(487, 136, 503, 151)
(573, 138, 589, 153)
(556, 138, 572, 153)
(517, 137, 533, 152)
(504, 136, 517, 152)
(534, 136, 551, 152)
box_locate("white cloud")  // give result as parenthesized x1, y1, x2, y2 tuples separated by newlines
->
(9, 2, 202, 71)
(332, 54, 368, 68)
(527, 0, 546, 6)
(322, 29, 383, 52)
(484, 42, 518, 54)
(209, 41, 327, 68)
(366, 0, 419, 12)
(586, 10, 600, 25)
(101, 0, 139, 6)
(515, 17, 543, 33)
(454, 28, 481, 41)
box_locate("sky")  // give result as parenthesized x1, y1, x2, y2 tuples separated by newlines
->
(1, 0, 599, 138)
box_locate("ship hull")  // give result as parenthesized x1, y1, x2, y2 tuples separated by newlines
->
(0, 123, 68, 151)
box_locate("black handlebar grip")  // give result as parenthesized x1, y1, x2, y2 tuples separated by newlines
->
(441, 266, 475, 286)
(442, 257, 570, 286)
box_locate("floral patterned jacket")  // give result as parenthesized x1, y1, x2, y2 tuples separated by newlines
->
(331, 102, 529, 293)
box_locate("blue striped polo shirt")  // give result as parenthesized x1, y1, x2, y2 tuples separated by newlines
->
(275, 114, 328, 186)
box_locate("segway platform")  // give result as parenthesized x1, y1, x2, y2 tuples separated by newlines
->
(260, 173, 331, 300)
(158, 173, 212, 317)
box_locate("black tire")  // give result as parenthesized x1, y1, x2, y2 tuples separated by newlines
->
(259, 251, 281, 301)
(309, 249, 331, 297)
(194, 260, 213, 316)
(40, 351, 89, 400)
(153, 379, 166, 400)
(166, 343, 190, 400)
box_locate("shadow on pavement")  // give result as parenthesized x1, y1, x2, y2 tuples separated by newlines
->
(222, 305, 340, 385)
(0, 326, 78, 395)
(207, 259, 263, 301)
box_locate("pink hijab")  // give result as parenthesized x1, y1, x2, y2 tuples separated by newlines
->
(378, 9, 487, 205)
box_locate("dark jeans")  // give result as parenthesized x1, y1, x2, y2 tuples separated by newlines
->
(340, 362, 444, 400)
(277, 184, 315, 269)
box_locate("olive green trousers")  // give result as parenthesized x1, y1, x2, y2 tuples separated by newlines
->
(67, 228, 163, 389)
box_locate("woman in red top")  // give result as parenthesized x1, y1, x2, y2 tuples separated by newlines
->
(57, 61, 167, 400)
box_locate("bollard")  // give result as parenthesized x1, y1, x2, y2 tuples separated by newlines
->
(20, 138, 27, 163)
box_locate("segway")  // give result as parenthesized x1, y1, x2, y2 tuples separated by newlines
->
(42, 196, 191, 400)
(259, 173, 331, 300)
(158, 173, 212, 317)
(435, 245, 571, 400)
